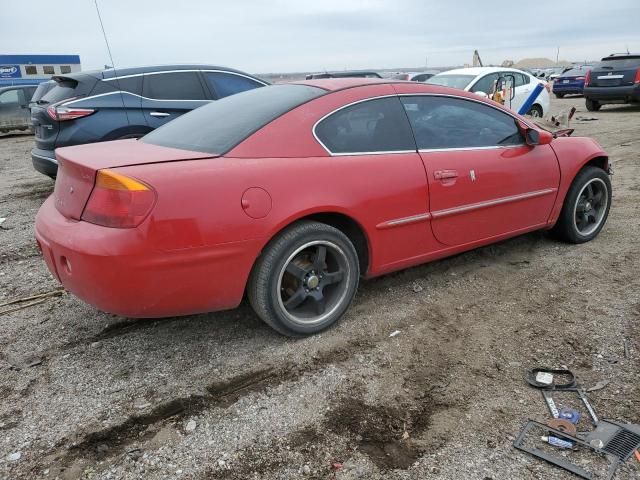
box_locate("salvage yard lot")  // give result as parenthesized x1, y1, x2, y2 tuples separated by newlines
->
(1, 96, 639, 479)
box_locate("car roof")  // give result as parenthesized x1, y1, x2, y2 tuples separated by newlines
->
(290, 78, 506, 100)
(308, 70, 380, 77)
(293, 78, 400, 91)
(434, 67, 530, 77)
(53, 65, 265, 82)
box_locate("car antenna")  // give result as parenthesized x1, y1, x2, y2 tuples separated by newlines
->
(94, 0, 131, 128)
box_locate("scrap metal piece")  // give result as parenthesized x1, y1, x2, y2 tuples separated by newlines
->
(548, 418, 578, 436)
(578, 389, 599, 426)
(585, 420, 640, 463)
(527, 368, 576, 390)
(513, 420, 620, 480)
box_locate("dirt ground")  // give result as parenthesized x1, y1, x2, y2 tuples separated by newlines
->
(1, 95, 639, 480)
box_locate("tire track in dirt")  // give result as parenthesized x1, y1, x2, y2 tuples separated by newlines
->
(36, 339, 375, 474)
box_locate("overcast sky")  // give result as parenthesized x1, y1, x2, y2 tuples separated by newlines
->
(2, 0, 638, 73)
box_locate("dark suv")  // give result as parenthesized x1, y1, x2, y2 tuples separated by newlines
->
(583, 54, 640, 111)
(30, 65, 268, 177)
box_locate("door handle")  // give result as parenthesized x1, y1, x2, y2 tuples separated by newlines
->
(434, 169, 458, 180)
(149, 111, 170, 117)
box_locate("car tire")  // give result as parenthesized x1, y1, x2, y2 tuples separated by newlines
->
(247, 221, 360, 336)
(585, 99, 601, 111)
(528, 104, 543, 118)
(551, 166, 611, 244)
(554, 93, 565, 99)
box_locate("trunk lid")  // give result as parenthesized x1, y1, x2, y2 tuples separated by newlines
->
(53, 139, 215, 220)
(589, 55, 640, 87)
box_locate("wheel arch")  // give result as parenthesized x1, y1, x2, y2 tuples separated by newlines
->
(103, 124, 153, 141)
(583, 155, 610, 173)
(256, 210, 371, 276)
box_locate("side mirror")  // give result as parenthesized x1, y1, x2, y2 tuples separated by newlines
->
(523, 127, 553, 146)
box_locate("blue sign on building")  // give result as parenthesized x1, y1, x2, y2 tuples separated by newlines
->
(0, 55, 81, 86)
(0, 65, 21, 78)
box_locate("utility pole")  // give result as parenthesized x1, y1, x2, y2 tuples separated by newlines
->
(425, 56, 428, 68)
(556, 47, 559, 65)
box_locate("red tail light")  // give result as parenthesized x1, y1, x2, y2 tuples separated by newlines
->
(584, 70, 592, 86)
(575, 76, 585, 81)
(635, 67, 640, 84)
(81, 170, 156, 228)
(47, 104, 95, 121)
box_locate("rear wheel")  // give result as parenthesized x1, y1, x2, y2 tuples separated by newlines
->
(554, 93, 565, 99)
(551, 166, 611, 244)
(248, 221, 360, 336)
(585, 99, 601, 111)
(528, 104, 543, 118)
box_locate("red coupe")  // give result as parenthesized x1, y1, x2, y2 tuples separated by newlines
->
(35, 79, 612, 336)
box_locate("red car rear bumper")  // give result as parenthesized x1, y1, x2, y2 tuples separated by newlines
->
(35, 196, 261, 318)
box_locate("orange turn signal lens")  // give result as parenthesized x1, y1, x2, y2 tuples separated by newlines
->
(81, 169, 156, 228)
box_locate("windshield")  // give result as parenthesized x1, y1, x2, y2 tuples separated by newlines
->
(142, 84, 325, 155)
(427, 74, 475, 89)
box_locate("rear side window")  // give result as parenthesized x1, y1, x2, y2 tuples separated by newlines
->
(143, 72, 206, 100)
(400, 96, 524, 149)
(93, 76, 143, 96)
(204, 72, 264, 99)
(142, 84, 324, 154)
(513, 73, 529, 86)
(315, 97, 416, 154)
(0, 89, 21, 104)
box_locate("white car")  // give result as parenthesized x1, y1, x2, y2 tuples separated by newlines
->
(427, 67, 550, 117)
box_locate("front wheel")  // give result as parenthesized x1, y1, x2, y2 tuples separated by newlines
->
(554, 93, 565, 99)
(585, 99, 601, 111)
(248, 221, 360, 336)
(551, 166, 611, 244)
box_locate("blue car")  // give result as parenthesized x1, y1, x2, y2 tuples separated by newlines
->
(30, 65, 268, 178)
(552, 66, 592, 98)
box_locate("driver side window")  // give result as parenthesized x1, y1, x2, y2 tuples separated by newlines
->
(400, 96, 525, 149)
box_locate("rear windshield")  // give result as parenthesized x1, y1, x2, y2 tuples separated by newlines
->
(142, 84, 325, 154)
(41, 79, 80, 104)
(597, 56, 640, 69)
(427, 74, 475, 89)
(31, 81, 55, 102)
(561, 68, 590, 77)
